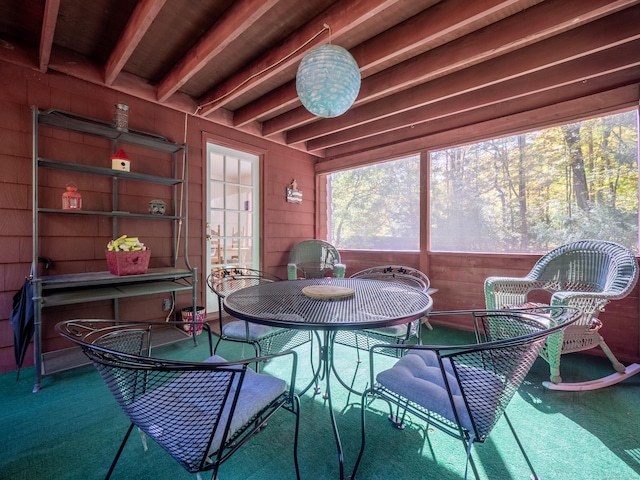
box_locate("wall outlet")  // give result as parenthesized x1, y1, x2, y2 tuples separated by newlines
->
(162, 298, 172, 311)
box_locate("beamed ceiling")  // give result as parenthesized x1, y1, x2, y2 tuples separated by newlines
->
(1, 0, 639, 171)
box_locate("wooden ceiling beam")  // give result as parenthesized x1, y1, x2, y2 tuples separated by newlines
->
(233, 0, 526, 127)
(353, 0, 534, 78)
(38, 0, 60, 72)
(156, 0, 279, 103)
(196, 0, 401, 117)
(233, 80, 300, 127)
(105, 0, 166, 85)
(258, 0, 634, 136)
(357, 0, 637, 104)
(316, 84, 640, 174)
(320, 67, 640, 159)
(287, 7, 640, 146)
(308, 40, 640, 151)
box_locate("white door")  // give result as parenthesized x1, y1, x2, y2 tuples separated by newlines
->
(205, 142, 260, 312)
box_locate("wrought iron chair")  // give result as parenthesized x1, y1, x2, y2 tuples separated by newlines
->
(56, 319, 301, 480)
(287, 239, 346, 280)
(350, 265, 432, 346)
(207, 267, 313, 372)
(485, 239, 639, 391)
(351, 307, 580, 480)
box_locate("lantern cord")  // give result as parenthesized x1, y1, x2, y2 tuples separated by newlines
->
(178, 23, 332, 278)
(194, 23, 331, 114)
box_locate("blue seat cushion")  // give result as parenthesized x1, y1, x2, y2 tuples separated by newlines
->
(222, 320, 280, 340)
(376, 349, 502, 437)
(128, 355, 286, 467)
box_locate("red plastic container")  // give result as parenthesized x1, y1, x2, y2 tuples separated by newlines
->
(105, 250, 150, 276)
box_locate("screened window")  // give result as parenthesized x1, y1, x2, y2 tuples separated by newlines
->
(430, 110, 639, 253)
(328, 156, 420, 250)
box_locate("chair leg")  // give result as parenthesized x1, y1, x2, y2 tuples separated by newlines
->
(213, 335, 224, 356)
(421, 315, 434, 331)
(503, 412, 540, 480)
(292, 394, 302, 480)
(388, 398, 408, 430)
(105, 423, 135, 480)
(598, 334, 627, 373)
(544, 330, 565, 384)
(350, 390, 370, 480)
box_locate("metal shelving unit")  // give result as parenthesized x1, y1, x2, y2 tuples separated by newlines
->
(31, 106, 198, 392)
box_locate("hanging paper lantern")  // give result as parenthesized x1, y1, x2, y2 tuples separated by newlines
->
(296, 44, 361, 118)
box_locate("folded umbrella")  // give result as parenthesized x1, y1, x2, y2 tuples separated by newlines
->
(10, 275, 35, 380)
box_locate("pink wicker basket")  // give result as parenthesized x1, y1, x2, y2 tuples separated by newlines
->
(106, 250, 150, 276)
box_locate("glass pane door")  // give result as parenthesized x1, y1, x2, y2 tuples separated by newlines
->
(206, 142, 259, 312)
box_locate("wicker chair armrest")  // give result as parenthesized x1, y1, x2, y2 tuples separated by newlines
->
(484, 276, 541, 309)
(551, 292, 610, 317)
(484, 276, 539, 289)
(551, 291, 610, 303)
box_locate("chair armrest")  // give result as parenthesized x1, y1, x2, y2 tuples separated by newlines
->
(258, 349, 298, 398)
(287, 263, 298, 280)
(484, 276, 539, 309)
(551, 291, 610, 316)
(334, 263, 346, 278)
(367, 342, 412, 388)
(211, 349, 299, 397)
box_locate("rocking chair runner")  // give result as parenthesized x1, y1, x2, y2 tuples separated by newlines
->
(56, 319, 301, 480)
(484, 239, 640, 391)
(351, 307, 580, 480)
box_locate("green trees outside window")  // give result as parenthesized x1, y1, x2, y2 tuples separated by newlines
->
(328, 109, 638, 254)
(430, 110, 638, 253)
(329, 156, 420, 250)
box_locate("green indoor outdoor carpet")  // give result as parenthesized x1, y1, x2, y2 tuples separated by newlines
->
(1, 327, 639, 479)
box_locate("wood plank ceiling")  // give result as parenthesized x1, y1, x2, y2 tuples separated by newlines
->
(1, 0, 639, 171)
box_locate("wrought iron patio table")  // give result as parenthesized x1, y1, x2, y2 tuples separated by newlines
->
(223, 277, 433, 479)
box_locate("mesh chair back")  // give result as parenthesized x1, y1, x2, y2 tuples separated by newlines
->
(350, 265, 430, 292)
(355, 307, 580, 480)
(206, 268, 311, 369)
(448, 310, 557, 440)
(288, 240, 342, 278)
(58, 321, 248, 474)
(346, 265, 430, 347)
(56, 319, 302, 479)
(208, 267, 281, 301)
(91, 349, 244, 473)
(208, 267, 281, 334)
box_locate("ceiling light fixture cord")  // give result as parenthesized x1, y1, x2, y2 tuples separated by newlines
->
(196, 23, 331, 112)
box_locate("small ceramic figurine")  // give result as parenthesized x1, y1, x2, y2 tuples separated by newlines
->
(149, 199, 166, 215)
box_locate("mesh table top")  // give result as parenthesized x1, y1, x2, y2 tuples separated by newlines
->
(223, 278, 433, 331)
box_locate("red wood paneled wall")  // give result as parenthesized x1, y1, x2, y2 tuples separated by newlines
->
(0, 60, 316, 374)
(1, 59, 637, 374)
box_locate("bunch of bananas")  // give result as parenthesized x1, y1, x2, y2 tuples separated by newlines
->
(107, 235, 147, 252)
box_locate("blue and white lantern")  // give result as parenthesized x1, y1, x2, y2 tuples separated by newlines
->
(296, 44, 361, 118)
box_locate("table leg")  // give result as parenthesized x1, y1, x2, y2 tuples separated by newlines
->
(324, 330, 346, 479)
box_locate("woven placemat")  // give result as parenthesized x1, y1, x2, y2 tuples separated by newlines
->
(301, 285, 355, 300)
